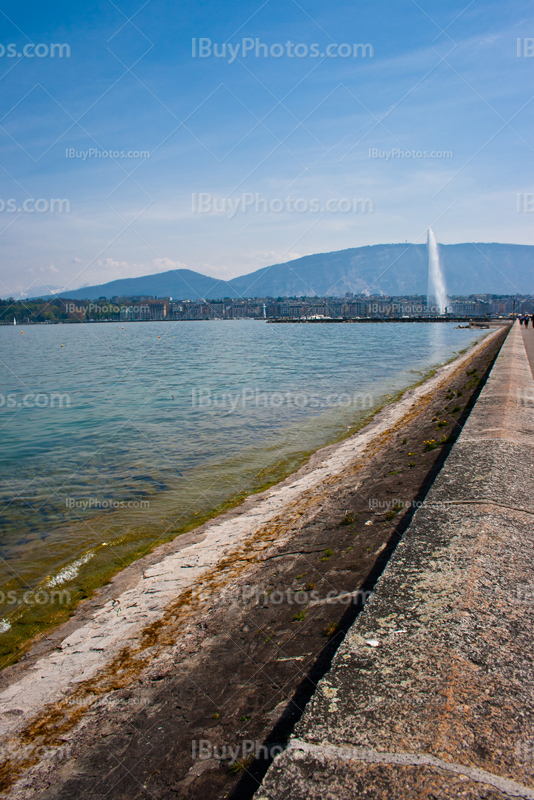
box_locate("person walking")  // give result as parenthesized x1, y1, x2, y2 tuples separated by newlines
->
(526, 316, 530, 328)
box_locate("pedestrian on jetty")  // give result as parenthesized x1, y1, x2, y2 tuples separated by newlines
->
(526, 316, 530, 328)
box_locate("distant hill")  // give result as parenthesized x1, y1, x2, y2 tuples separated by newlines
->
(29, 242, 534, 301)
(30, 269, 240, 301)
(227, 243, 534, 297)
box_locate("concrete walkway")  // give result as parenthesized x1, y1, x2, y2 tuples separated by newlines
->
(257, 322, 534, 800)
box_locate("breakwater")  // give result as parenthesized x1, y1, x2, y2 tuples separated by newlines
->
(257, 320, 534, 798)
(0, 326, 509, 798)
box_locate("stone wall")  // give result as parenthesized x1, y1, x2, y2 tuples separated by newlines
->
(257, 322, 534, 800)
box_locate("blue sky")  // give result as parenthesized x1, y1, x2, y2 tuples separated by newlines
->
(0, 0, 532, 296)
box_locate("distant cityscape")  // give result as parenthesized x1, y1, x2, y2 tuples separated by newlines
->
(1, 293, 533, 324)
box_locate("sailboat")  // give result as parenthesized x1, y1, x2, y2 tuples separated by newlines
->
(13, 317, 16, 325)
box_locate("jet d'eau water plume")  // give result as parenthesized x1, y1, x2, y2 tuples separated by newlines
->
(427, 229, 449, 313)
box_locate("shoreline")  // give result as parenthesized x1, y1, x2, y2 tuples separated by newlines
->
(254, 323, 534, 800)
(0, 327, 493, 670)
(0, 329, 500, 697)
(0, 325, 509, 798)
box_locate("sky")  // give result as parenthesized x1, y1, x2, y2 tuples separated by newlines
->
(0, 0, 533, 297)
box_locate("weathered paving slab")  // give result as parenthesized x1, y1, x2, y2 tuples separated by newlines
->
(257, 321, 534, 800)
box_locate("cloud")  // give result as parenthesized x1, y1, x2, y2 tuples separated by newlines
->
(277, 252, 301, 263)
(49, 265, 59, 273)
(58, 256, 190, 289)
(152, 258, 187, 270)
(94, 257, 187, 276)
(256, 250, 303, 265)
(98, 258, 131, 268)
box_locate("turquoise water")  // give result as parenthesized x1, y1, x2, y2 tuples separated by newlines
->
(0, 320, 486, 655)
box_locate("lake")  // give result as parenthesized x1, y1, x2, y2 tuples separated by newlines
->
(0, 320, 486, 662)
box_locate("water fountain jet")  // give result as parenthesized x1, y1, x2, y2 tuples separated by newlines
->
(426, 228, 449, 314)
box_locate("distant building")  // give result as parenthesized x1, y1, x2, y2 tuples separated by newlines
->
(449, 301, 490, 316)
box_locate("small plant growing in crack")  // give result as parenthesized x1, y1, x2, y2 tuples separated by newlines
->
(385, 503, 403, 521)
(323, 621, 339, 637)
(228, 755, 254, 774)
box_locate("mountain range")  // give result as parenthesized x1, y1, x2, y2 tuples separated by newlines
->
(24, 242, 534, 301)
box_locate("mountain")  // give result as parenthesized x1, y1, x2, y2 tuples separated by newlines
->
(38, 269, 240, 301)
(23, 283, 67, 299)
(28, 243, 534, 301)
(227, 243, 534, 297)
